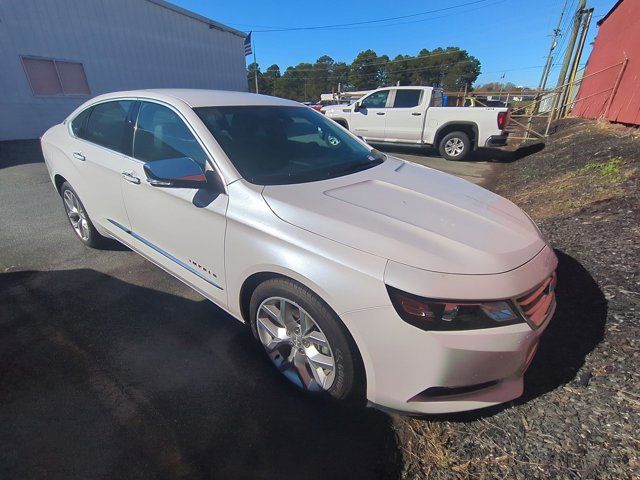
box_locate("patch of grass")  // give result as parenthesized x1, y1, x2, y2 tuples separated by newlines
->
(576, 157, 624, 183)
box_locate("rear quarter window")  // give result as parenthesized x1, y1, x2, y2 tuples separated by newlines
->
(70, 107, 92, 136)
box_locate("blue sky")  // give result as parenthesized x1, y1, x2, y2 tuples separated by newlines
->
(172, 0, 617, 88)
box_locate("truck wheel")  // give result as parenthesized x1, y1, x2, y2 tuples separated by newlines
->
(439, 131, 471, 161)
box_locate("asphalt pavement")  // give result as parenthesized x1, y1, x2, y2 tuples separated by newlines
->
(0, 140, 496, 479)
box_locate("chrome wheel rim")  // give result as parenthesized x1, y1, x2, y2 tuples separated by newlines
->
(63, 190, 90, 241)
(256, 297, 335, 391)
(444, 137, 465, 157)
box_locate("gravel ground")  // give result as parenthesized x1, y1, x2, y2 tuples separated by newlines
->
(400, 118, 640, 479)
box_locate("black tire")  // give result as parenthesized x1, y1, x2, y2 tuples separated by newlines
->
(439, 131, 471, 161)
(60, 182, 108, 248)
(249, 277, 365, 404)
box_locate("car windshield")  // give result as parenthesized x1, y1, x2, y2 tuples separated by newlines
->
(195, 105, 384, 185)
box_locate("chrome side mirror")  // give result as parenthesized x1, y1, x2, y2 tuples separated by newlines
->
(143, 157, 209, 189)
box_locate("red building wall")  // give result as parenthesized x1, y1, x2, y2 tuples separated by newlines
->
(572, 0, 640, 125)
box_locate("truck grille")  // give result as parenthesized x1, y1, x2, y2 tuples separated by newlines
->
(516, 273, 557, 328)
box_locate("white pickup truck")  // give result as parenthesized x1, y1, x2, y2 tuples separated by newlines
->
(322, 86, 510, 161)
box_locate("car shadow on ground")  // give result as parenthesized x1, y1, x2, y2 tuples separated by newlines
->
(0, 140, 43, 169)
(378, 142, 545, 164)
(435, 249, 607, 422)
(0, 269, 401, 480)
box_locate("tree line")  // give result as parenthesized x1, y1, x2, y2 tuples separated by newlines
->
(247, 47, 481, 102)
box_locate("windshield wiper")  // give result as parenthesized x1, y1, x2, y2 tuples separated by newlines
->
(327, 156, 384, 177)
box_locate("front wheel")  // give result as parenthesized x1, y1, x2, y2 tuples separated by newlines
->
(439, 131, 471, 161)
(249, 278, 364, 403)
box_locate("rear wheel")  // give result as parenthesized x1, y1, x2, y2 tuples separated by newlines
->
(439, 131, 471, 161)
(60, 182, 107, 248)
(249, 278, 364, 403)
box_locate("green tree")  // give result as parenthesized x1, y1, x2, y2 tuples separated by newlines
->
(263, 64, 281, 96)
(350, 50, 388, 90)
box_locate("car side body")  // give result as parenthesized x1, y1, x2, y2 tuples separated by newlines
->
(41, 89, 556, 414)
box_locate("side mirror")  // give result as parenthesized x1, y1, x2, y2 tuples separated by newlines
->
(144, 157, 210, 189)
(354, 101, 362, 112)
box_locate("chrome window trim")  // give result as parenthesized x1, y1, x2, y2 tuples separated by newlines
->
(67, 96, 227, 194)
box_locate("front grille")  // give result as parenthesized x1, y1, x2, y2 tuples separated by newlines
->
(516, 272, 557, 328)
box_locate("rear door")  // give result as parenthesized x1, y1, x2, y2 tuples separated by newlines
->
(349, 89, 390, 141)
(70, 100, 136, 238)
(119, 100, 228, 305)
(383, 89, 426, 142)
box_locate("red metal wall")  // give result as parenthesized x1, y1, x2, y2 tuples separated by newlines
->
(572, 0, 640, 125)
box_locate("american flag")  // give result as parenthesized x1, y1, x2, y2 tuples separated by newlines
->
(244, 32, 252, 56)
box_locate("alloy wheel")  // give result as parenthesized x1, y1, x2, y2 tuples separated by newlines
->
(444, 137, 465, 157)
(63, 189, 90, 241)
(256, 297, 336, 391)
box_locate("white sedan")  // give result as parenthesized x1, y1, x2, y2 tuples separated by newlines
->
(40, 89, 557, 414)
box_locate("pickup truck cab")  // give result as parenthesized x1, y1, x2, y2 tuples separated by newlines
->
(322, 86, 510, 161)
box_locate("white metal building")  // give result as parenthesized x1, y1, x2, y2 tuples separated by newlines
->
(0, 0, 247, 140)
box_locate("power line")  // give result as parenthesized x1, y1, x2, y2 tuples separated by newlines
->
(240, 0, 491, 32)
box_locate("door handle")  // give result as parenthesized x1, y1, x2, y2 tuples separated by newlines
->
(121, 171, 141, 184)
(411, 112, 422, 116)
(72, 152, 86, 161)
(376, 112, 386, 116)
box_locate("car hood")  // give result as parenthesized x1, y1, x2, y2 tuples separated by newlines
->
(262, 157, 546, 275)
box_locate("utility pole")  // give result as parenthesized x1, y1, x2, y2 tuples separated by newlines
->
(562, 7, 593, 116)
(538, 0, 570, 93)
(546, 0, 586, 134)
(524, 0, 570, 140)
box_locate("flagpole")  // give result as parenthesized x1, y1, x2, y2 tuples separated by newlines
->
(253, 35, 259, 94)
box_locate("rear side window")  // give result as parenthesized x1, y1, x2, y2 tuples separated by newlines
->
(71, 107, 92, 137)
(133, 102, 208, 168)
(361, 90, 389, 109)
(393, 90, 422, 108)
(82, 101, 134, 154)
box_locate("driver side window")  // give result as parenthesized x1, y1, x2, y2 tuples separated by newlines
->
(361, 90, 389, 109)
(133, 102, 208, 168)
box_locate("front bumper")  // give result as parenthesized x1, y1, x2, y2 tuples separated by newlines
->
(344, 305, 552, 414)
(485, 133, 509, 147)
(341, 247, 557, 415)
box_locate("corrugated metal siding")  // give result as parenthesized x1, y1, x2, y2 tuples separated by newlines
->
(572, 0, 640, 125)
(0, 0, 247, 140)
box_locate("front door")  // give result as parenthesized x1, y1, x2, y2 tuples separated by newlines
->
(349, 89, 390, 141)
(120, 100, 228, 305)
(383, 89, 426, 142)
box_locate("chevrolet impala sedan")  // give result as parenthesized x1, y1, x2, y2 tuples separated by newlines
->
(40, 89, 557, 414)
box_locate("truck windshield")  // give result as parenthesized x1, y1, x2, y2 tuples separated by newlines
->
(195, 105, 384, 185)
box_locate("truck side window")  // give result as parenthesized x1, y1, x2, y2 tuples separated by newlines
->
(361, 91, 389, 109)
(393, 90, 422, 108)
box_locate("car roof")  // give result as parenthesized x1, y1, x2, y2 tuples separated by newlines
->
(88, 89, 301, 108)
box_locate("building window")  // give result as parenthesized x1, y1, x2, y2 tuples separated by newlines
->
(21, 57, 90, 96)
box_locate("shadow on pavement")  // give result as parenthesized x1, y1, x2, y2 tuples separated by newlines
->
(377, 142, 545, 164)
(0, 140, 43, 169)
(0, 269, 401, 479)
(430, 249, 607, 422)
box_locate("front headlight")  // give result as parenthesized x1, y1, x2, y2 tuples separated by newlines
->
(387, 286, 525, 331)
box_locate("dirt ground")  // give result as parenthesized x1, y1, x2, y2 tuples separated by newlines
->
(400, 118, 640, 479)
